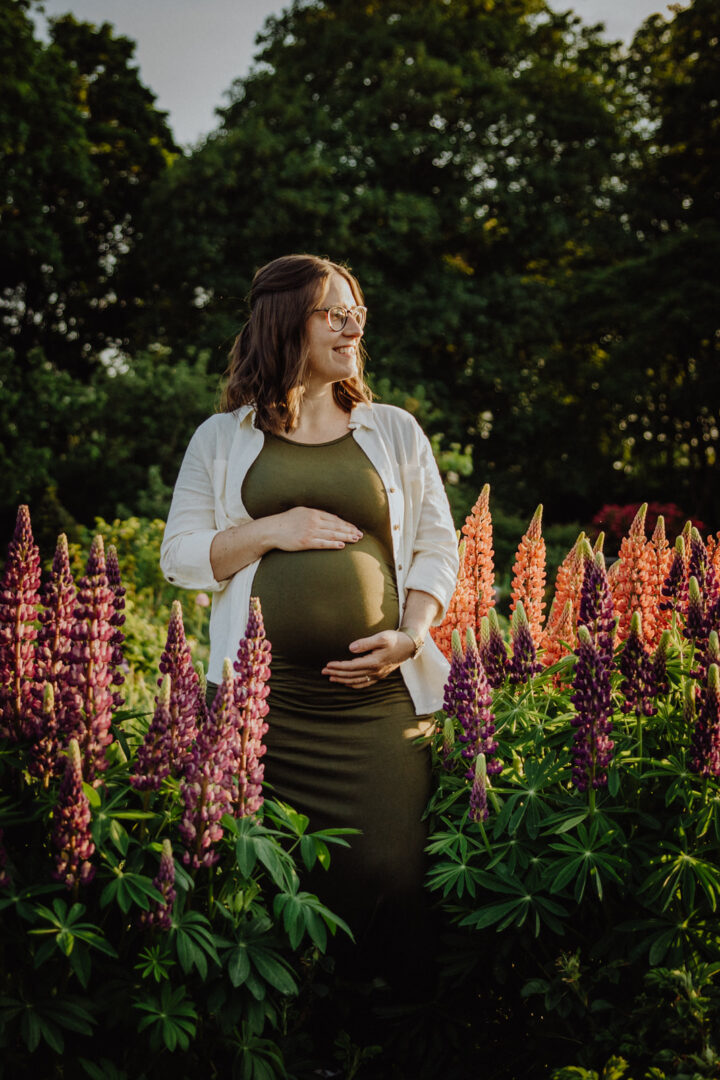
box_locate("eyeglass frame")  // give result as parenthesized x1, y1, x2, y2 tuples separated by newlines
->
(311, 305, 367, 332)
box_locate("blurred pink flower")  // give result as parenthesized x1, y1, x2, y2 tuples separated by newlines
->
(194, 592, 210, 608)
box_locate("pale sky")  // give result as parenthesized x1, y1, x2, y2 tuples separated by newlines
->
(35, 0, 674, 147)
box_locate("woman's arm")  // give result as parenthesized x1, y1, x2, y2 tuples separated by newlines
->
(321, 588, 441, 688)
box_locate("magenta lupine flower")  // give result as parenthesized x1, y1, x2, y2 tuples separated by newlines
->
(179, 659, 237, 869)
(479, 608, 508, 689)
(619, 612, 656, 718)
(140, 838, 177, 931)
(156, 600, 199, 770)
(469, 753, 489, 824)
(30, 683, 60, 785)
(660, 535, 687, 614)
(578, 551, 616, 666)
(443, 629, 465, 718)
(509, 601, 543, 685)
(570, 625, 614, 792)
(131, 675, 173, 791)
(52, 739, 95, 888)
(231, 597, 272, 818)
(690, 664, 720, 779)
(455, 628, 502, 780)
(0, 505, 42, 742)
(0, 828, 10, 889)
(60, 536, 115, 782)
(105, 545, 126, 709)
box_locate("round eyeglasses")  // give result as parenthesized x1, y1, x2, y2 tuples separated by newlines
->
(312, 305, 367, 332)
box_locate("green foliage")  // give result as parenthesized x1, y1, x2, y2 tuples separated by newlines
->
(426, 625, 720, 1075)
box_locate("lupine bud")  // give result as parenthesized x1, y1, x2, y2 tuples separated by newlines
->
(479, 607, 508, 689)
(469, 753, 489, 823)
(0, 505, 42, 741)
(140, 838, 176, 931)
(649, 630, 671, 698)
(510, 505, 546, 645)
(52, 739, 95, 888)
(619, 611, 656, 718)
(131, 675, 173, 791)
(509, 601, 542, 684)
(683, 679, 696, 729)
(570, 625, 614, 792)
(690, 664, 720, 778)
(686, 577, 705, 641)
(441, 715, 456, 770)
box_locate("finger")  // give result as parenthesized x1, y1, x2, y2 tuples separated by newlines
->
(348, 633, 387, 653)
(322, 659, 372, 674)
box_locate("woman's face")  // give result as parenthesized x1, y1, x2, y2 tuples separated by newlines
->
(304, 272, 364, 392)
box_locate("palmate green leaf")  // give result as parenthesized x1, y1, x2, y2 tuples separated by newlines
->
(251, 949, 298, 996)
(79, 1057, 128, 1080)
(100, 872, 165, 913)
(228, 945, 251, 987)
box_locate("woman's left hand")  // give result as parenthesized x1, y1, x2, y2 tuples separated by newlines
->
(322, 630, 416, 689)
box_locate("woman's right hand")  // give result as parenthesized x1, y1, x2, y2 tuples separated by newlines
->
(270, 507, 362, 551)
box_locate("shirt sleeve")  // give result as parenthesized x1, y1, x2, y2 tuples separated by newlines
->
(403, 427, 460, 623)
(159, 422, 230, 593)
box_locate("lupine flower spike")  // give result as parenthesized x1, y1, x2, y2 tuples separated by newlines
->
(479, 607, 508, 689)
(455, 628, 501, 779)
(156, 600, 200, 772)
(105, 545, 126, 708)
(509, 601, 543, 685)
(510, 505, 546, 646)
(641, 516, 673, 649)
(52, 739, 95, 889)
(179, 658, 238, 869)
(469, 753, 489, 824)
(61, 535, 116, 782)
(661, 535, 688, 616)
(619, 611, 656, 718)
(131, 675, 173, 791)
(0, 505, 42, 741)
(577, 549, 616, 666)
(570, 625, 614, 793)
(461, 483, 496, 627)
(431, 538, 474, 660)
(232, 597, 272, 817)
(441, 716, 456, 771)
(443, 629, 465, 719)
(690, 664, 720, 779)
(141, 838, 177, 931)
(541, 534, 586, 666)
(611, 503, 651, 645)
(650, 630, 671, 699)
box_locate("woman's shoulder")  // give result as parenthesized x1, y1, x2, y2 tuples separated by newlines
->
(188, 408, 255, 453)
(363, 402, 423, 435)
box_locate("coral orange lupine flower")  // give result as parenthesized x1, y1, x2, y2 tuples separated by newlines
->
(431, 537, 474, 660)
(461, 484, 496, 626)
(707, 532, 720, 579)
(510, 505, 546, 646)
(540, 534, 585, 666)
(610, 503, 653, 645)
(640, 516, 673, 650)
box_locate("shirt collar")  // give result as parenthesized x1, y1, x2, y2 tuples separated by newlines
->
(235, 402, 375, 430)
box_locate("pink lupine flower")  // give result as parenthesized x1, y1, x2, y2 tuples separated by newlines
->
(157, 601, 199, 770)
(194, 592, 210, 609)
(52, 739, 95, 889)
(179, 658, 238, 869)
(131, 675, 173, 791)
(105, 545, 126, 709)
(0, 505, 42, 742)
(231, 597, 272, 818)
(30, 683, 59, 785)
(140, 838, 176, 931)
(60, 536, 115, 782)
(469, 753, 489, 824)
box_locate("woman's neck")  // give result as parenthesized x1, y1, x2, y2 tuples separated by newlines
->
(286, 387, 351, 444)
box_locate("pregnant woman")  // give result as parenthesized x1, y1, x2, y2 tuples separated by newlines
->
(160, 254, 459, 984)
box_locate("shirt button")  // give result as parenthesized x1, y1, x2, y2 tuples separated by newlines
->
(398, 564, 403, 570)
(389, 487, 396, 493)
(393, 523, 400, 530)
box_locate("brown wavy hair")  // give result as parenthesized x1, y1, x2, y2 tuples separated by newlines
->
(220, 254, 373, 432)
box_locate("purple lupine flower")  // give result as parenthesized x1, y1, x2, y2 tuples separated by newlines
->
(685, 533, 720, 649)
(443, 629, 465, 718)
(0, 828, 10, 889)
(619, 611, 656, 718)
(140, 838, 176, 931)
(469, 753, 489, 824)
(105, 545, 126, 709)
(479, 608, 508, 689)
(692, 630, 720, 717)
(649, 629, 671, 699)
(570, 625, 614, 792)
(59, 535, 115, 782)
(455, 628, 502, 780)
(660, 535, 687, 613)
(0, 505, 42, 742)
(231, 597, 272, 818)
(690, 664, 720, 779)
(509, 601, 543, 685)
(157, 601, 199, 771)
(52, 739, 95, 888)
(688, 530, 710, 595)
(179, 658, 237, 869)
(441, 715, 456, 771)
(686, 577, 706, 642)
(577, 551, 616, 666)
(131, 675, 173, 791)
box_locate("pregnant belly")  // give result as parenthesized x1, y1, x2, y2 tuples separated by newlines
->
(251, 537, 400, 667)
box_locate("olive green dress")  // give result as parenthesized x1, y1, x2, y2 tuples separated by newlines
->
(241, 432, 432, 948)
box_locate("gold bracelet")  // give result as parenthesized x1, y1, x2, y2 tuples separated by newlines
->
(397, 626, 425, 659)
